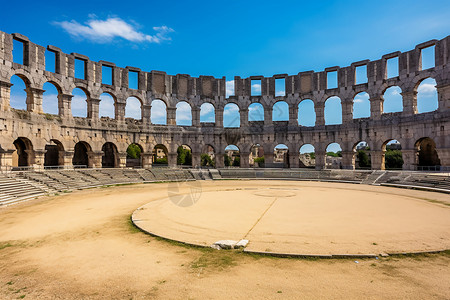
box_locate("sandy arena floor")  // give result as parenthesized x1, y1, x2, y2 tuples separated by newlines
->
(1, 180, 450, 299)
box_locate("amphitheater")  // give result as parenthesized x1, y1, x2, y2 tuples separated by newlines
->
(0, 30, 450, 298)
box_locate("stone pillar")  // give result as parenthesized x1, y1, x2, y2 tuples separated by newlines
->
(215, 153, 225, 168)
(240, 152, 250, 168)
(341, 151, 355, 170)
(191, 152, 201, 168)
(240, 108, 248, 127)
(118, 152, 127, 168)
(33, 149, 46, 169)
(370, 95, 384, 120)
(0, 150, 15, 170)
(264, 107, 273, 126)
(315, 102, 325, 126)
(26, 87, 44, 113)
(289, 151, 299, 168)
(141, 152, 153, 169)
(58, 94, 73, 118)
(437, 84, 450, 112)
(402, 149, 417, 171)
(88, 151, 103, 168)
(115, 101, 126, 123)
(87, 98, 100, 120)
(216, 107, 224, 128)
(167, 107, 177, 126)
(167, 152, 177, 168)
(142, 104, 151, 125)
(0, 81, 12, 112)
(369, 150, 385, 170)
(401, 90, 418, 115)
(341, 100, 353, 124)
(192, 107, 200, 127)
(315, 151, 326, 170)
(436, 148, 450, 168)
(63, 151, 74, 168)
(264, 151, 274, 167)
(288, 104, 298, 126)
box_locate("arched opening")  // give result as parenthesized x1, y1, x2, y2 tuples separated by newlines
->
(248, 103, 264, 122)
(151, 100, 167, 125)
(72, 88, 88, 118)
(13, 137, 34, 167)
(353, 141, 371, 169)
(200, 103, 215, 123)
(72, 142, 91, 167)
(417, 78, 438, 113)
(9, 75, 29, 111)
(298, 100, 315, 127)
(324, 96, 342, 125)
(382, 140, 403, 170)
(383, 86, 403, 113)
(177, 145, 192, 166)
(299, 144, 315, 168)
(126, 96, 142, 120)
(224, 145, 240, 167)
(273, 144, 289, 168)
(153, 144, 168, 166)
(201, 144, 215, 167)
(272, 101, 289, 121)
(353, 92, 370, 119)
(326, 143, 342, 169)
(44, 140, 64, 167)
(223, 103, 240, 128)
(415, 137, 440, 170)
(126, 143, 143, 168)
(101, 142, 119, 168)
(42, 82, 60, 115)
(99, 93, 115, 119)
(249, 144, 264, 167)
(176, 101, 192, 126)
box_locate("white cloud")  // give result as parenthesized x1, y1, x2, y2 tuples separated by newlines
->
(126, 97, 142, 119)
(54, 17, 174, 44)
(224, 103, 239, 116)
(99, 94, 115, 118)
(176, 102, 192, 123)
(251, 83, 261, 93)
(71, 95, 87, 117)
(200, 103, 214, 116)
(418, 82, 437, 95)
(226, 80, 234, 98)
(42, 93, 59, 115)
(151, 100, 167, 124)
(275, 90, 285, 97)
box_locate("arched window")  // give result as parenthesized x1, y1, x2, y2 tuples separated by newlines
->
(383, 86, 403, 113)
(324, 96, 342, 125)
(326, 143, 342, 169)
(200, 103, 215, 123)
(382, 140, 403, 170)
(353, 141, 371, 169)
(417, 78, 438, 113)
(273, 144, 289, 168)
(272, 101, 289, 121)
(353, 92, 370, 119)
(42, 82, 60, 115)
(99, 93, 115, 118)
(299, 144, 315, 168)
(9, 75, 28, 110)
(126, 96, 142, 120)
(176, 101, 192, 126)
(151, 100, 167, 125)
(248, 103, 264, 121)
(177, 145, 192, 166)
(223, 103, 240, 128)
(224, 145, 240, 167)
(298, 100, 315, 126)
(72, 88, 88, 118)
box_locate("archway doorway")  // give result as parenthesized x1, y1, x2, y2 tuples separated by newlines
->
(102, 142, 119, 168)
(13, 137, 34, 167)
(44, 140, 64, 167)
(73, 142, 91, 167)
(126, 143, 143, 168)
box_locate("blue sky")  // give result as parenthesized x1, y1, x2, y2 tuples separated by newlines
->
(3, 0, 448, 153)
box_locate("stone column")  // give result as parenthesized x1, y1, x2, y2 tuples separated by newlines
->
(33, 149, 46, 169)
(88, 151, 103, 168)
(289, 151, 299, 168)
(436, 148, 450, 169)
(369, 150, 385, 170)
(341, 100, 353, 124)
(63, 151, 74, 168)
(215, 153, 225, 168)
(370, 95, 384, 120)
(168, 152, 177, 168)
(26, 87, 44, 113)
(141, 152, 153, 169)
(216, 107, 224, 128)
(240, 152, 250, 168)
(0, 149, 15, 170)
(142, 104, 151, 125)
(167, 107, 177, 126)
(118, 152, 127, 168)
(87, 98, 100, 120)
(192, 107, 200, 127)
(115, 101, 126, 123)
(437, 84, 450, 112)
(0, 81, 12, 112)
(191, 152, 201, 168)
(402, 149, 417, 171)
(340, 151, 355, 170)
(240, 108, 248, 127)
(401, 90, 418, 115)
(315, 102, 325, 126)
(315, 151, 326, 170)
(288, 104, 298, 126)
(58, 94, 73, 118)
(264, 151, 274, 167)
(264, 107, 273, 126)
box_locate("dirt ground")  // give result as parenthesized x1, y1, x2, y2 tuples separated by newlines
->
(1, 180, 449, 299)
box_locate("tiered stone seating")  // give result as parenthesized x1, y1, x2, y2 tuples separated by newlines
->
(136, 169, 156, 181)
(18, 171, 67, 191)
(0, 174, 47, 205)
(79, 169, 116, 185)
(122, 169, 145, 182)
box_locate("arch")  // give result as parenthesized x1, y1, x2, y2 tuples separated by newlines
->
(248, 103, 264, 121)
(101, 142, 119, 168)
(44, 139, 64, 167)
(382, 139, 403, 170)
(272, 101, 289, 121)
(325, 142, 342, 169)
(353, 92, 370, 119)
(223, 103, 240, 128)
(298, 99, 315, 126)
(200, 103, 215, 123)
(71, 88, 88, 118)
(249, 144, 264, 167)
(273, 144, 289, 168)
(177, 144, 192, 166)
(126, 143, 143, 168)
(42, 82, 60, 115)
(415, 137, 440, 169)
(353, 141, 371, 169)
(99, 93, 115, 118)
(201, 144, 215, 167)
(383, 86, 403, 113)
(151, 99, 167, 125)
(13, 137, 34, 167)
(153, 144, 168, 165)
(73, 141, 91, 167)
(299, 144, 315, 168)
(126, 96, 142, 120)
(224, 144, 240, 167)
(9, 74, 29, 111)
(417, 78, 438, 113)
(176, 101, 192, 126)
(324, 96, 342, 125)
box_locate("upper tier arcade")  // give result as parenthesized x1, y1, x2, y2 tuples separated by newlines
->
(0, 30, 449, 171)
